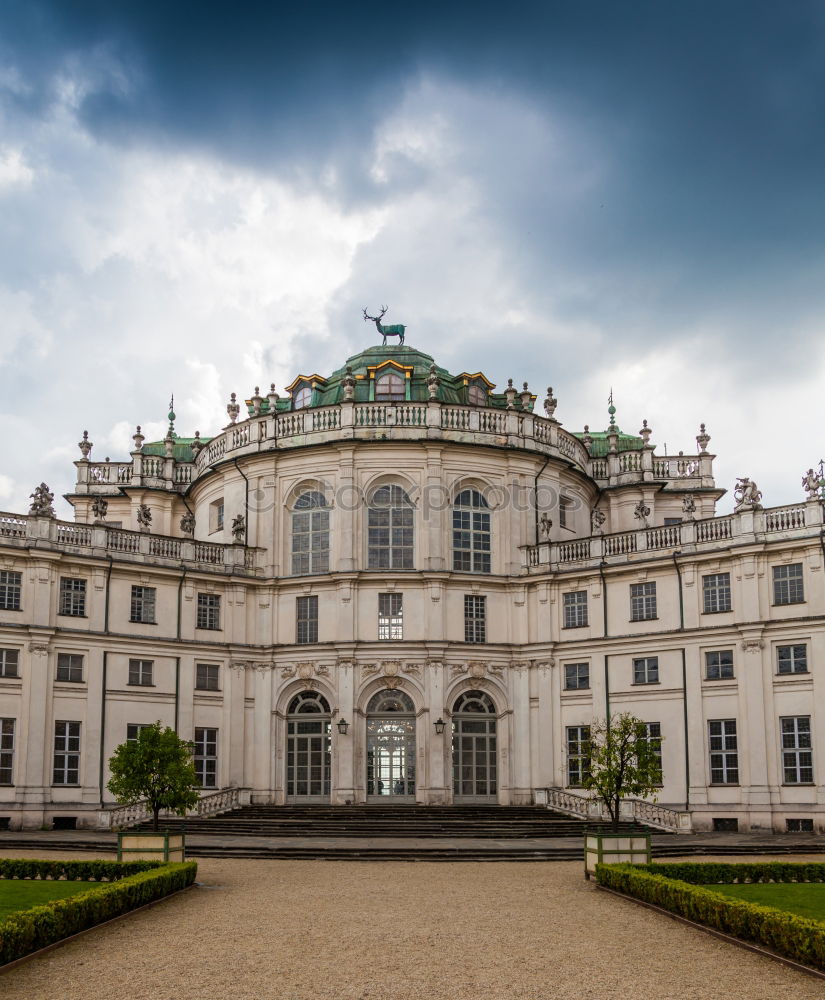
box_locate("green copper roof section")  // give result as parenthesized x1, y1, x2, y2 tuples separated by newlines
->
(573, 429, 645, 457)
(142, 437, 212, 462)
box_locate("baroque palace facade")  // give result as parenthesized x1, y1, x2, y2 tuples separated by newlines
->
(0, 341, 823, 833)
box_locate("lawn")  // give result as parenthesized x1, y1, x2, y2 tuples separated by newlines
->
(710, 882, 825, 922)
(0, 880, 105, 920)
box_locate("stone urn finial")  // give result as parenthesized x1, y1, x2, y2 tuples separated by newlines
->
(520, 382, 532, 410)
(543, 387, 557, 420)
(267, 383, 280, 412)
(250, 386, 263, 416)
(427, 364, 440, 400)
(582, 424, 593, 452)
(639, 419, 652, 447)
(227, 392, 240, 425)
(342, 367, 356, 401)
(696, 422, 711, 454)
(78, 430, 93, 460)
(504, 379, 516, 409)
(190, 430, 204, 457)
(132, 425, 144, 453)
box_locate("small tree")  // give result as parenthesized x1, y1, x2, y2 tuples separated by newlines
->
(107, 722, 201, 831)
(583, 714, 663, 832)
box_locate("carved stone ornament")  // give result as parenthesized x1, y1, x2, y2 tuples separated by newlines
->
(696, 423, 711, 454)
(180, 511, 196, 535)
(427, 364, 440, 400)
(136, 503, 152, 528)
(468, 661, 485, 679)
(78, 430, 93, 460)
(251, 661, 272, 673)
(740, 638, 764, 653)
(802, 468, 822, 499)
(539, 512, 552, 539)
(591, 508, 606, 534)
(297, 662, 314, 680)
(91, 496, 108, 522)
(231, 513, 245, 543)
(450, 663, 469, 679)
(230, 660, 248, 672)
(733, 477, 762, 513)
(381, 660, 401, 677)
(402, 662, 421, 675)
(382, 676, 401, 690)
(342, 367, 356, 401)
(361, 662, 380, 676)
(280, 664, 297, 679)
(682, 495, 696, 519)
(488, 663, 505, 676)
(28, 642, 50, 656)
(633, 500, 651, 525)
(29, 483, 55, 518)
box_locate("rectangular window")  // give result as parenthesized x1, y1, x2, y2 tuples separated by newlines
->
(0, 719, 14, 784)
(59, 577, 87, 617)
(0, 649, 19, 678)
(559, 496, 571, 530)
(564, 663, 589, 690)
(130, 586, 156, 624)
(663, 517, 681, 526)
(566, 725, 590, 787)
(708, 719, 738, 784)
(643, 722, 663, 782)
(126, 723, 149, 743)
(56, 653, 84, 683)
(702, 572, 731, 614)
(777, 644, 808, 675)
(705, 650, 734, 680)
(196, 593, 221, 630)
(773, 563, 804, 605)
(195, 663, 220, 691)
(0, 570, 22, 611)
(630, 582, 657, 621)
(128, 659, 154, 686)
(781, 716, 813, 784)
(194, 727, 218, 788)
(53, 721, 81, 785)
(464, 595, 487, 643)
(786, 818, 814, 833)
(296, 596, 318, 644)
(378, 593, 403, 640)
(563, 591, 588, 629)
(633, 656, 659, 684)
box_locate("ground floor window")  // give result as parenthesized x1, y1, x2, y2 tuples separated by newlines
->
(0, 719, 14, 784)
(366, 689, 416, 797)
(286, 691, 331, 800)
(53, 721, 80, 785)
(566, 725, 590, 787)
(194, 727, 218, 788)
(709, 719, 738, 784)
(781, 716, 813, 784)
(452, 690, 497, 800)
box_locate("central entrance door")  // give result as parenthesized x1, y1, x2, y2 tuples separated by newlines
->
(366, 689, 416, 800)
(452, 690, 497, 802)
(286, 691, 331, 802)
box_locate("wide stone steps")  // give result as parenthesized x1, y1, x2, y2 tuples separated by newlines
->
(136, 804, 644, 839)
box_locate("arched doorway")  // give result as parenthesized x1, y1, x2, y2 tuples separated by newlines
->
(452, 690, 497, 802)
(286, 691, 331, 802)
(366, 689, 416, 800)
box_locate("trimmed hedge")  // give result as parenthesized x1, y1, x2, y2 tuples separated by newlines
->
(626, 861, 825, 885)
(0, 858, 161, 882)
(596, 862, 825, 971)
(0, 860, 198, 966)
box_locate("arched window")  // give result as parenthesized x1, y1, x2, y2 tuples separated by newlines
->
(292, 491, 329, 575)
(468, 384, 487, 406)
(366, 688, 416, 798)
(288, 691, 331, 714)
(293, 385, 312, 409)
(367, 689, 415, 713)
(452, 689, 497, 800)
(287, 691, 331, 800)
(452, 689, 496, 714)
(375, 371, 406, 401)
(368, 484, 414, 569)
(453, 489, 491, 573)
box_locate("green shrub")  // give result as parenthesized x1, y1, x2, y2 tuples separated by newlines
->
(0, 861, 197, 966)
(0, 858, 161, 882)
(596, 863, 825, 970)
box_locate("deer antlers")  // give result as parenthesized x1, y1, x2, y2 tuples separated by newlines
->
(363, 305, 388, 323)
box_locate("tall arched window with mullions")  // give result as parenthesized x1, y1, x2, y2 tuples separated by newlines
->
(291, 491, 329, 575)
(375, 371, 406, 401)
(452, 489, 491, 573)
(368, 485, 414, 569)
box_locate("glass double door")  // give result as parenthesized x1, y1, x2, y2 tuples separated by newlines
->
(286, 718, 331, 801)
(453, 716, 497, 801)
(366, 717, 416, 799)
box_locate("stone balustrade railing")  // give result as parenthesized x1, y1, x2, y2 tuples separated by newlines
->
(527, 500, 824, 571)
(75, 401, 715, 497)
(535, 787, 692, 833)
(97, 786, 249, 830)
(0, 513, 261, 574)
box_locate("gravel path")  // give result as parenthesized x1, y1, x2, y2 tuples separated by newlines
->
(1, 851, 823, 999)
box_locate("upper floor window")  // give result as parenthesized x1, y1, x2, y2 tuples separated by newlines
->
(56, 653, 84, 683)
(777, 644, 808, 675)
(296, 595, 319, 644)
(292, 491, 329, 576)
(59, 577, 87, 617)
(210, 499, 224, 533)
(378, 593, 403, 640)
(633, 656, 659, 685)
(128, 659, 154, 686)
(196, 593, 221, 630)
(705, 650, 734, 680)
(464, 595, 487, 643)
(0, 571, 22, 611)
(564, 663, 589, 690)
(563, 591, 588, 629)
(452, 490, 491, 574)
(368, 485, 414, 570)
(773, 563, 804, 606)
(663, 517, 681, 526)
(293, 385, 312, 409)
(0, 649, 19, 678)
(126, 723, 150, 742)
(467, 384, 487, 406)
(702, 573, 731, 614)
(630, 582, 657, 621)
(375, 371, 405, 401)
(559, 496, 572, 530)
(195, 663, 220, 691)
(130, 586, 156, 624)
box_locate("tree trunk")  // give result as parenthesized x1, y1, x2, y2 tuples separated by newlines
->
(612, 796, 620, 832)
(152, 804, 160, 832)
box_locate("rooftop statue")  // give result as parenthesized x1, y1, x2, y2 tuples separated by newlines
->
(363, 305, 406, 346)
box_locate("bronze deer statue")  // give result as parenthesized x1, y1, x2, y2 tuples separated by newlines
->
(363, 306, 406, 345)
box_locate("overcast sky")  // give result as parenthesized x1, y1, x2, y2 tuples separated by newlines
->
(1, 1, 824, 518)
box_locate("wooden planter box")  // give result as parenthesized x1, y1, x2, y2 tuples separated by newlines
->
(117, 830, 186, 863)
(584, 830, 651, 879)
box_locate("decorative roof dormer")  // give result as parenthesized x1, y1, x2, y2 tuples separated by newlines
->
(459, 372, 495, 406)
(283, 374, 328, 411)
